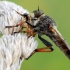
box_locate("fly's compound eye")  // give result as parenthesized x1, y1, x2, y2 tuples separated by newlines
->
(33, 10, 44, 18)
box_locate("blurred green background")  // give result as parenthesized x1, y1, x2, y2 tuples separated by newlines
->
(10, 0, 70, 70)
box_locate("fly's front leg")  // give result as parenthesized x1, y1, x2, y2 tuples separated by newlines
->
(5, 21, 25, 28)
(5, 21, 26, 34)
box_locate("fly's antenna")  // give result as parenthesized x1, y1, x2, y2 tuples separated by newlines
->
(38, 6, 39, 11)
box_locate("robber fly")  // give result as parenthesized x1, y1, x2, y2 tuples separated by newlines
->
(5, 7, 70, 60)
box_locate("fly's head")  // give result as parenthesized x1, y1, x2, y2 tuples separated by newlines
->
(32, 6, 44, 18)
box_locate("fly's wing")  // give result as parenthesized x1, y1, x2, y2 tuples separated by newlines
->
(48, 25, 70, 59)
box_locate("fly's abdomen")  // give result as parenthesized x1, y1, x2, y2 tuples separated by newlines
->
(48, 25, 70, 59)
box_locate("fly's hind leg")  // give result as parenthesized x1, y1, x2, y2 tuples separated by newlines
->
(25, 47, 53, 60)
(38, 35, 54, 51)
(25, 35, 54, 60)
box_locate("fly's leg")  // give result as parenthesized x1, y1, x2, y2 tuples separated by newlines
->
(5, 21, 25, 28)
(38, 35, 54, 51)
(25, 47, 53, 60)
(26, 28, 35, 37)
(5, 20, 26, 34)
(25, 35, 54, 60)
